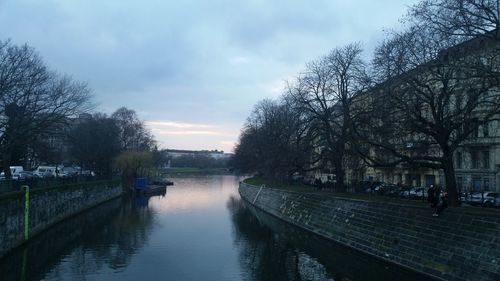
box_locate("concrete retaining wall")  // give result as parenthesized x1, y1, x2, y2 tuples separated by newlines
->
(0, 181, 122, 258)
(0, 197, 123, 281)
(239, 182, 500, 281)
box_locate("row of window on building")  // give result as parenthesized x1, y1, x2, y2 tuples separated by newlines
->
(455, 150, 491, 170)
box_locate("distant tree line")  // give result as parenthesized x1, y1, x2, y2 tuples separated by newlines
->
(233, 0, 500, 206)
(170, 154, 229, 169)
(0, 40, 158, 183)
(69, 107, 157, 178)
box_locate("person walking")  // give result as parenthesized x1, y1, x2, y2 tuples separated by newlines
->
(434, 187, 448, 216)
(427, 185, 439, 216)
(428, 185, 436, 205)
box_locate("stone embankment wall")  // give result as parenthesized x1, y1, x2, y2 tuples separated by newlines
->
(0, 181, 122, 258)
(239, 182, 500, 281)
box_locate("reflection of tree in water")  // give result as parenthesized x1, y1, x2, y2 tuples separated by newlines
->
(228, 195, 432, 281)
(227, 195, 335, 281)
(0, 195, 157, 281)
(68, 198, 156, 271)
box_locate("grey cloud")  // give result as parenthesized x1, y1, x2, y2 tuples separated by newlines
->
(0, 0, 419, 151)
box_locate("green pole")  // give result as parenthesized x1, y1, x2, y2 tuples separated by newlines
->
(22, 185, 29, 240)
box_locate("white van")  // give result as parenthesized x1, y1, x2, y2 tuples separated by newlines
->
(34, 166, 57, 178)
(0, 166, 24, 180)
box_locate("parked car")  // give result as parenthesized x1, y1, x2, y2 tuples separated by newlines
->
(365, 182, 384, 193)
(380, 184, 400, 196)
(0, 166, 24, 180)
(411, 187, 428, 199)
(61, 167, 79, 177)
(469, 192, 500, 207)
(18, 171, 35, 180)
(79, 170, 95, 176)
(291, 173, 304, 182)
(494, 196, 500, 208)
(57, 171, 72, 178)
(302, 177, 316, 186)
(358, 181, 374, 192)
(398, 186, 412, 198)
(459, 192, 469, 202)
(33, 166, 57, 178)
(400, 186, 427, 199)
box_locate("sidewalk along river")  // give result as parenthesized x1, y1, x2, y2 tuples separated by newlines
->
(0, 175, 431, 281)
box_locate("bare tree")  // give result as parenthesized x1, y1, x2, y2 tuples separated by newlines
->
(365, 24, 500, 205)
(0, 41, 92, 178)
(111, 107, 155, 151)
(288, 43, 369, 190)
(68, 113, 121, 176)
(409, 0, 500, 39)
(233, 98, 315, 181)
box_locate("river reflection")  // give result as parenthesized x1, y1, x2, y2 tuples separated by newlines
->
(0, 176, 431, 281)
(228, 195, 432, 281)
(0, 194, 157, 281)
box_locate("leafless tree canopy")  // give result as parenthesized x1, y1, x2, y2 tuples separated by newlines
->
(234, 44, 371, 188)
(409, 0, 500, 39)
(359, 4, 500, 205)
(234, 1, 500, 205)
(111, 107, 155, 151)
(0, 40, 92, 178)
(286, 43, 369, 190)
(232, 98, 315, 180)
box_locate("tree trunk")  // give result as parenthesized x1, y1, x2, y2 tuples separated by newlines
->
(332, 139, 346, 192)
(334, 160, 346, 192)
(122, 171, 135, 193)
(2, 151, 12, 180)
(442, 154, 459, 207)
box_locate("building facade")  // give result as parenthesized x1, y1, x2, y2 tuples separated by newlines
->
(361, 35, 500, 193)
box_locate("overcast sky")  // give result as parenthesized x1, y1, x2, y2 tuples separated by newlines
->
(0, 0, 417, 152)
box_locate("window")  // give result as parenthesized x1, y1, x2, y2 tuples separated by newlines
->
(484, 178, 490, 190)
(482, 150, 490, 169)
(456, 176, 463, 191)
(456, 152, 462, 169)
(471, 151, 479, 169)
(473, 126, 479, 138)
(483, 123, 489, 137)
(470, 118, 480, 138)
(473, 177, 481, 190)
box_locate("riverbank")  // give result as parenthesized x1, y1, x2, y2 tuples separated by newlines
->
(0, 197, 123, 281)
(243, 177, 500, 216)
(241, 195, 432, 281)
(239, 182, 500, 281)
(0, 180, 123, 258)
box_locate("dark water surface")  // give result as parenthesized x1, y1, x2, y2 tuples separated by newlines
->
(0, 175, 431, 281)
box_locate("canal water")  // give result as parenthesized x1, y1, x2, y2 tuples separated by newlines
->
(0, 175, 431, 281)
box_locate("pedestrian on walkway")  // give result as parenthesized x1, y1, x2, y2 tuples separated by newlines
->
(431, 186, 448, 217)
(428, 185, 437, 206)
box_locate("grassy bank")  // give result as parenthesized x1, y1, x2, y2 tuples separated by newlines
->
(243, 177, 313, 191)
(243, 177, 432, 205)
(242, 177, 500, 216)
